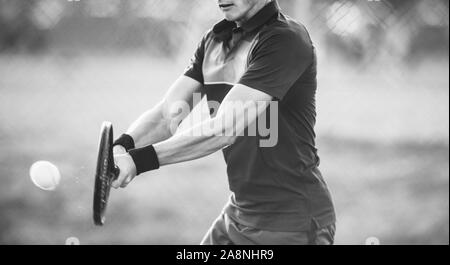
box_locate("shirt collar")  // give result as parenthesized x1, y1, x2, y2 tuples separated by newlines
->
(241, 0, 280, 33)
(213, 1, 280, 40)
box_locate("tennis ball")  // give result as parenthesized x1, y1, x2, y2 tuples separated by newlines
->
(30, 161, 61, 191)
(365, 237, 380, 245)
(65, 237, 80, 245)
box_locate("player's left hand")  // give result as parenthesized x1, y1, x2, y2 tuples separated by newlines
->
(112, 153, 137, 189)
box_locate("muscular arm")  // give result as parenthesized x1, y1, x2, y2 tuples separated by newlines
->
(154, 84, 273, 166)
(116, 75, 203, 152)
(113, 82, 273, 188)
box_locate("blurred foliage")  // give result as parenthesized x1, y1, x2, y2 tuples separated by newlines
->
(0, 0, 448, 64)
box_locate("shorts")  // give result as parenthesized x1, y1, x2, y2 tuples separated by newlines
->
(201, 212, 336, 245)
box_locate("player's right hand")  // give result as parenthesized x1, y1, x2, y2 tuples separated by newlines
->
(112, 153, 137, 189)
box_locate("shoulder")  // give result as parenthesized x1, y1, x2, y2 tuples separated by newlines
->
(257, 14, 313, 52)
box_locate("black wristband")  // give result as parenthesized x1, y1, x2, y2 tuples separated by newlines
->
(113, 134, 135, 151)
(128, 145, 160, 175)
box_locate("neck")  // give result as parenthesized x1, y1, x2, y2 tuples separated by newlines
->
(236, 0, 271, 27)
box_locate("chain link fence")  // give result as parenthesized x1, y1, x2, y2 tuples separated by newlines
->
(0, 0, 448, 244)
(1, 0, 448, 60)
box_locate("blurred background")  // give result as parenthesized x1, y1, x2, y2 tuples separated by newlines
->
(0, 0, 448, 245)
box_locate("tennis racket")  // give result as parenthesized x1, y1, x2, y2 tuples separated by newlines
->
(93, 121, 120, 226)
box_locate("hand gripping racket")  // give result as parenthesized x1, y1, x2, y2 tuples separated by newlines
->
(93, 121, 120, 226)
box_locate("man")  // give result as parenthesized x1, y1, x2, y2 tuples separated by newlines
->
(112, 0, 336, 245)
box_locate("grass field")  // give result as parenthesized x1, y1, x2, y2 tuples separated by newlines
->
(0, 54, 448, 244)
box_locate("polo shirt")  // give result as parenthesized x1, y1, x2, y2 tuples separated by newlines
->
(184, 1, 335, 232)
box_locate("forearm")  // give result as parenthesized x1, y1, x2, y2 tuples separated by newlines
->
(126, 83, 273, 175)
(125, 102, 174, 148)
(154, 118, 235, 166)
(125, 76, 202, 148)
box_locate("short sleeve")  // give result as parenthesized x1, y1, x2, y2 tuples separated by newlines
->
(184, 33, 208, 84)
(238, 31, 313, 100)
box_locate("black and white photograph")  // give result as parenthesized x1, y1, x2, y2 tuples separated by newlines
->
(0, 0, 448, 247)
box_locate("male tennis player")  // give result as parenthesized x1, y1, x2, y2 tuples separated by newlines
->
(111, 0, 336, 245)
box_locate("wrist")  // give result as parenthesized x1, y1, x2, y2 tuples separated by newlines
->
(113, 134, 135, 152)
(128, 145, 160, 175)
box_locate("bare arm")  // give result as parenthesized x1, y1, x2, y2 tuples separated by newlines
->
(112, 83, 273, 188)
(154, 84, 273, 166)
(114, 75, 203, 153)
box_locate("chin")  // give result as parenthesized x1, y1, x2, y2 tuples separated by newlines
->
(223, 12, 241, 22)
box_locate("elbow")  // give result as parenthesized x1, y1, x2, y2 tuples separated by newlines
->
(160, 100, 185, 136)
